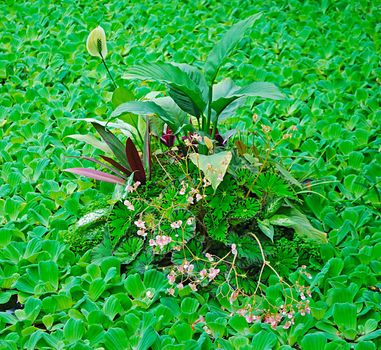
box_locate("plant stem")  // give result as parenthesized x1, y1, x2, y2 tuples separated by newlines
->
(100, 53, 117, 89)
(205, 85, 213, 134)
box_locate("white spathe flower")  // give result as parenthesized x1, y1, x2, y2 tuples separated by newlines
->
(86, 26, 108, 59)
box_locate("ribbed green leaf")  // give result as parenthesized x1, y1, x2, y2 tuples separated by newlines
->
(300, 333, 327, 350)
(251, 330, 277, 350)
(88, 278, 106, 301)
(137, 326, 158, 350)
(104, 328, 130, 350)
(63, 318, 85, 342)
(125, 274, 145, 299)
(333, 303, 357, 339)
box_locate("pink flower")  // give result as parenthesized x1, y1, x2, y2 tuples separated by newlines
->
(231, 243, 237, 256)
(208, 268, 220, 280)
(205, 253, 214, 262)
(283, 321, 292, 329)
(195, 193, 204, 202)
(146, 290, 153, 299)
(167, 288, 175, 295)
(134, 220, 146, 229)
(167, 273, 176, 285)
(189, 283, 197, 291)
(154, 235, 172, 249)
(149, 239, 156, 247)
(187, 196, 194, 204)
(177, 283, 184, 290)
(137, 229, 146, 237)
(123, 200, 135, 211)
(199, 269, 207, 278)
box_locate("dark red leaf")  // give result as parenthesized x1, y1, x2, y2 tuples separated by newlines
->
(125, 138, 146, 183)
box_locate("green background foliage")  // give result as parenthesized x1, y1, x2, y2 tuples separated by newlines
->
(0, 0, 380, 348)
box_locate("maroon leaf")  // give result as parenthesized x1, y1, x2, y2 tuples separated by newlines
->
(160, 126, 176, 147)
(100, 155, 131, 176)
(64, 168, 126, 185)
(70, 156, 129, 180)
(125, 138, 146, 183)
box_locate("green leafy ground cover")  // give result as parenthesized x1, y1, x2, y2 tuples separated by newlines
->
(1, 0, 380, 349)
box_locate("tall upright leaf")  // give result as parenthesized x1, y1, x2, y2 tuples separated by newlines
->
(92, 122, 131, 171)
(204, 13, 262, 83)
(123, 62, 206, 116)
(142, 118, 152, 179)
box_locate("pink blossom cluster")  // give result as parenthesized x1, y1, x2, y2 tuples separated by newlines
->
(126, 181, 141, 193)
(134, 219, 147, 236)
(149, 235, 172, 250)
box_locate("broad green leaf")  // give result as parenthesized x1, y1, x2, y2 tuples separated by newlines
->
(125, 273, 145, 299)
(212, 79, 284, 116)
(112, 86, 134, 108)
(251, 330, 277, 350)
(137, 326, 158, 350)
(172, 63, 209, 103)
(333, 303, 357, 340)
(63, 318, 85, 342)
(153, 96, 190, 134)
(189, 151, 232, 191)
(38, 261, 58, 290)
(171, 323, 193, 342)
(123, 63, 206, 116)
(354, 342, 376, 350)
(204, 13, 262, 83)
(88, 278, 106, 301)
(143, 269, 167, 292)
(364, 319, 378, 334)
(103, 295, 122, 321)
(104, 328, 130, 350)
(300, 333, 327, 350)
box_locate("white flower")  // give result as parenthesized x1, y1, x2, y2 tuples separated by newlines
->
(86, 26, 108, 59)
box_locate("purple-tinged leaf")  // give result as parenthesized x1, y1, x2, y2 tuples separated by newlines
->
(70, 156, 128, 180)
(143, 118, 152, 179)
(92, 122, 131, 171)
(100, 155, 131, 176)
(64, 168, 126, 185)
(125, 138, 146, 183)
